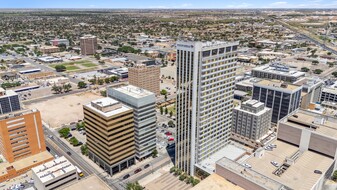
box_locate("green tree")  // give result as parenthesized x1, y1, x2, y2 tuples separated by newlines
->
(58, 127, 70, 138)
(77, 81, 87, 89)
(170, 167, 177, 173)
(81, 144, 89, 156)
(100, 90, 107, 97)
(104, 78, 110, 83)
(313, 69, 323, 74)
(169, 111, 173, 117)
(94, 54, 101, 60)
(160, 107, 164, 115)
(332, 72, 337, 78)
(110, 76, 119, 82)
(55, 65, 66, 72)
(168, 120, 174, 127)
(312, 60, 319, 65)
(76, 122, 85, 130)
(152, 149, 158, 158)
(192, 179, 200, 186)
(69, 137, 79, 146)
(98, 79, 104, 85)
(301, 67, 310, 72)
(63, 83, 72, 93)
(126, 182, 143, 190)
(51, 85, 62, 94)
(160, 89, 167, 96)
(165, 107, 168, 115)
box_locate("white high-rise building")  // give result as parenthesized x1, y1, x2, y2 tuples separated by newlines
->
(175, 40, 239, 175)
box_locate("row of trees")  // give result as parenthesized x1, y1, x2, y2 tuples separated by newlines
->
(169, 167, 200, 186)
(89, 76, 119, 85)
(160, 106, 174, 117)
(51, 84, 72, 94)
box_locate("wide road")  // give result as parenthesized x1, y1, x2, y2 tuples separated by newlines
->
(43, 125, 173, 190)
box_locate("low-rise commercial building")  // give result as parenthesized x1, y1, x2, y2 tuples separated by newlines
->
(50, 39, 70, 47)
(83, 97, 135, 175)
(0, 88, 21, 115)
(39, 46, 60, 54)
(32, 156, 78, 190)
(108, 85, 156, 160)
(0, 151, 53, 182)
(252, 63, 305, 83)
(216, 140, 334, 190)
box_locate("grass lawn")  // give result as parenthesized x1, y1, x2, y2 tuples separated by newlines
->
(66, 65, 80, 70)
(81, 63, 97, 67)
(50, 60, 96, 71)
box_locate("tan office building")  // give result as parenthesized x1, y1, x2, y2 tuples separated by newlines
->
(0, 109, 46, 163)
(80, 35, 97, 55)
(83, 97, 135, 175)
(128, 64, 160, 95)
(39, 46, 60, 54)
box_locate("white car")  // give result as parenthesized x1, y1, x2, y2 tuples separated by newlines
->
(243, 163, 252, 168)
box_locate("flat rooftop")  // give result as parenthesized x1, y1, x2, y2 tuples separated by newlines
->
(0, 108, 38, 121)
(192, 173, 244, 190)
(246, 140, 334, 190)
(0, 89, 17, 97)
(280, 110, 337, 139)
(196, 144, 247, 174)
(63, 175, 111, 190)
(85, 97, 131, 118)
(0, 151, 53, 176)
(255, 79, 301, 91)
(112, 85, 154, 98)
(253, 64, 305, 78)
(322, 87, 337, 94)
(32, 156, 76, 184)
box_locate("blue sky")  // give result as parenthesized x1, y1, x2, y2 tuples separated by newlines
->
(1, 0, 337, 9)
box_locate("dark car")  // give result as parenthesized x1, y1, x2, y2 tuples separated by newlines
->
(134, 168, 142, 174)
(46, 147, 50, 152)
(314, 170, 322, 174)
(144, 164, 150, 169)
(78, 142, 83, 146)
(123, 174, 130, 180)
(66, 151, 72, 156)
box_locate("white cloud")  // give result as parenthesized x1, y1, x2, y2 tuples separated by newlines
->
(225, 2, 252, 8)
(180, 3, 192, 8)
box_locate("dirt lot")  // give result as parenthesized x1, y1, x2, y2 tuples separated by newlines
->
(26, 91, 102, 128)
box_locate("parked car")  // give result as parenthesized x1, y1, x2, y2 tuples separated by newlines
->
(78, 142, 83, 146)
(144, 164, 150, 169)
(67, 151, 72, 156)
(165, 132, 172, 136)
(123, 174, 130, 179)
(271, 161, 279, 167)
(134, 168, 142, 174)
(314, 170, 322, 174)
(243, 163, 252, 168)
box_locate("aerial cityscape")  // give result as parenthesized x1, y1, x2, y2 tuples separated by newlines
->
(0, 1, 337, 190)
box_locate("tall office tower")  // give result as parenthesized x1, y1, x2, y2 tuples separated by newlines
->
(175, 40, 239, 175)
(83, 97, 135, 175)
(0, 88, 21, 115)
(252, 79, 302, 123)
(0, 109, 46, 163)
(232, 100, 272, 141)
(108, 85, 156, 160)
(80, 35, 97, 55)
(128, 64, 160, 95)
